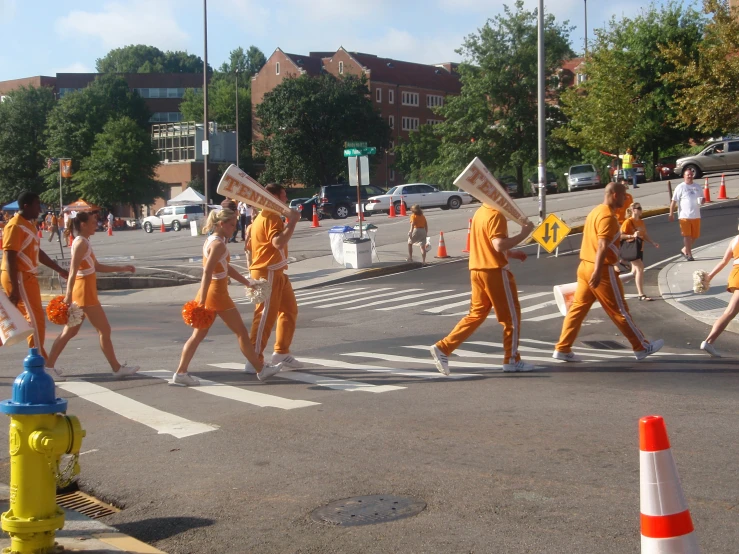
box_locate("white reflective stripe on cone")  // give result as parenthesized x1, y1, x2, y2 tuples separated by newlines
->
(641, 532, 700, 554)
(640, 450, 690, 516)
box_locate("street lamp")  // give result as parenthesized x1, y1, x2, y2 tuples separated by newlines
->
(584, 0, 588, 57)
(235, 68, 240, 168)
(202, 0, 210, 211)
(536, 0, 547, 229)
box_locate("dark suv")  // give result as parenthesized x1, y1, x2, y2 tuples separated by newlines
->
(318, 184, 386, 219)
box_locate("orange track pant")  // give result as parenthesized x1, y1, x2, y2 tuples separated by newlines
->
(1, 271, 47, 358)
(436, 268, 521, 364)
(555, 261, 649, 353)
(249, 269, 298, 365)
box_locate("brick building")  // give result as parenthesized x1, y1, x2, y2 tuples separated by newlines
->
(251, 47, 462, 188)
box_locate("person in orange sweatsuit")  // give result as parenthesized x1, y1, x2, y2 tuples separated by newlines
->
(247, 184, 303, 373)
(552, 182, 663, 362)
(430, 205, 535, 374)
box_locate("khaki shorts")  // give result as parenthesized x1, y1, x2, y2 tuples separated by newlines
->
(679, 218, 700, 239)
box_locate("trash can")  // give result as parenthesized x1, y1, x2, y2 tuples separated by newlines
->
(328, 225, 354, 265)
(353, 223, 379, 262)
(190, 220, 200, 237)
(343, 237, 372, 269)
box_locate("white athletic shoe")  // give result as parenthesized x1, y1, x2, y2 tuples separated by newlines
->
(257, 362, 283, 382)
(171, 372, 200, 386)
(700, 341, 722, 358)
(502, 360, 537, 372)
(429, 345, 450, 376)
(271, 352, 304, 369)
(114, 363, 139, 379)
(243, 360, 257, 374)
(634, 339, 664, 361)
(45, 367, 66, 382)
(552, 350, 582, 362)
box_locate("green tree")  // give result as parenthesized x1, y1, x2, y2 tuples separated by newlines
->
(42, 74, 151, 205)
(72, 116, 164, 209)
(255, 74, 391, 187)
(662, 0, 739, 134)
(393, 125, 443, 183)
(0, 86, 56, 204)
(558, 2, 705, 166)
(217, 46, 266, 79)
(186, 176, 204, 194)
(96, 44, 205, 73)
(426, 1, 574, 194)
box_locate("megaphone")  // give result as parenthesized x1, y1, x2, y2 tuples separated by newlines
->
(553, 272, 635, 316)
(0, 291, 33, 347)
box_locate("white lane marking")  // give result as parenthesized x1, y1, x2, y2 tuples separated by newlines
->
(207, 364, 404, 393)
(57, 381, 217, 438)
(346, 352, 501, 369)
(424, 291, 549, 314)
(439, 311, 470, 317)
(400, 345, 580, 365)
(465, 341, 619, 361)
(143, 370, 318, 410)
(302, 357, 479, 380)
(299, 288, 393, 306)
(79, 449, 99, 456)
(380, 291, 472, 311)
(520, 300, 558, 314)
(524, 304, 603, 322)
(320, 288, 423, 308)
(518, 338, 703, 356)
(425, 298, 470, 313)
(343, 289, 455, 310)
(293, 287, 351, 299)
(374, 290, 459, 311)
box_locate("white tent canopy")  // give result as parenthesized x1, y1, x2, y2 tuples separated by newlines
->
(167, 188, 206, 206)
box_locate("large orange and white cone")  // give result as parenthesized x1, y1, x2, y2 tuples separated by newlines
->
(311, 204, 320, 228)
(435, 231, 450, 259)
(703, 178, 711, 203)
(462, 218, 471, 253)
(717, 174, 728, 200)
(399, 200, 407, 217)
(107, 224, 113, 236)
(640, 415, 699, 554)
(388, 197, 397, 218)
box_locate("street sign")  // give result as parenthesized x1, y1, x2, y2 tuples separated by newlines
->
(348, 156, 370, 187)
(344, 147, 376, 157)
(202, 140, 210, 156)
(345, 141, 367, 148)
(531, 213, 571, 253)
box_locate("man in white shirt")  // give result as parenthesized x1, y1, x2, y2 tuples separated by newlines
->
(669, 168, 704, 261)
(238, 201, 253, 241)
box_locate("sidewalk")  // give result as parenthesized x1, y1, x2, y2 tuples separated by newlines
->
(0, 484, 164, 554)
(658, 237, 738, 334)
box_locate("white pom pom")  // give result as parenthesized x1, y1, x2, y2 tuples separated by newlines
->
(693, 270, 710, 294)
(67, 303, 84, 327)
(245, 278, 272, 304)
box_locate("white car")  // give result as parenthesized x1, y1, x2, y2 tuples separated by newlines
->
(141, 205, 205, 233)
(364, 183, 474, 213)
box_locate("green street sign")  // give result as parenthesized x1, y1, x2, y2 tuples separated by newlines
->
(345, 141, 368, 148)
(344, 147, 376, 157)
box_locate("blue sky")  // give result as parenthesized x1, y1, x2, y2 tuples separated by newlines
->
(0, 0, 673, 81)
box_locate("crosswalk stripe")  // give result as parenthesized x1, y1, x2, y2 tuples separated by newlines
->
(425, 291, 551, 315)
(425, 298, 470, 313)
(142, 370, 319, 410)
(520, 300, 558, 314)
(293, 287, 351, 300)
(208, 363, 404, 393)
(343, 352, 500, 369)
(342, 290, 454, 310)
(464, 341, 610, 361)
(518, 338, 703, 357)
(375, 291, 461, 311)
(299, 288, 393, 306)
(384, 291, 472, 311)
(57, 381, 217, 438)
(400, 345, 581, 364)
(301, 357, 479, 380)
(319, 288, 423, 308)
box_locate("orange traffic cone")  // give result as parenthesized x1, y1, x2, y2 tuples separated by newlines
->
(399, 200, 407, 217)
(67, 234, 73, 247)
(435, 232, 450, 259)
(639, 415, 699, 553)
(462, 219, 471, 253)
(37, 227, 43, 238)
(388, 197, 397, 218)
(160, 219, 166, 233)
(107, 225, 113, 236)
(703, 177, 711, 203)
(311, 204, 320, 228)
(718, 173, 728, 200)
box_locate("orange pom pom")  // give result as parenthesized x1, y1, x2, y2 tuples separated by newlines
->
(46, 296, 69, 325)
(182, 300, 215, 329)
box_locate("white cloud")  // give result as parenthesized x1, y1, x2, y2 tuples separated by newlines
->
(283, 0, 387, 22)
(54, 62, 94, 74)
(55, 0, 189, 51)
(349, 28, 464, 65)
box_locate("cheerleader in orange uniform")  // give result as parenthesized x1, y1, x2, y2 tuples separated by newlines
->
(699, 231, 739, 357)
(172, 208, 282, 386)
(46, 211, 139, 378)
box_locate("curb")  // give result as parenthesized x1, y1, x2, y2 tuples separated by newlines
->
(300, 261, 424, 289)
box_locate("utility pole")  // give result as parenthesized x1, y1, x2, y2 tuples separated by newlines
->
(537, 0, 547, 226)
(235, 68, 240, 168)
(202, 0, 210, 211)
(584, 0, 589, 57)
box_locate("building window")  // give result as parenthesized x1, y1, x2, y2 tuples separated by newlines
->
(58, 87, 80, 98)
(339, 61, 344, 74)
(388, 89, 394, 104)
(376, 88, 382, 103)
(402, 92, 419, 106)
(389, 140, 395, 154)
(426, 119, 442, 125)
(576, 73, 586, 84)
(388, 115, 394, 129)
(426, 94, 444, 108)
(389, 169, 395, 181)
(149, 112, 183, 123)
(276, 62, 280, 75)
(135, 88, 186, 99)
(401, 117, 420, 131)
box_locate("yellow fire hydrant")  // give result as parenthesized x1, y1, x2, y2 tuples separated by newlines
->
(0, 348, 85, 554)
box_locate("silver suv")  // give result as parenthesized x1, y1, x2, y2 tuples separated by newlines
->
(675, 139, 739, 179)
(142, 205, 205, 233)
(565, 164, 601, 192)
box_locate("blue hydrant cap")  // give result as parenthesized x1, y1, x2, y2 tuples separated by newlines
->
(0, 348, 67, 415)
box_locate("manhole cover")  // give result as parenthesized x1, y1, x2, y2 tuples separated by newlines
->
(581, 340, 626, 350)
(56, 491, 119, 519)
(679, 297, 729, 312)
(310, 495, 426, 527)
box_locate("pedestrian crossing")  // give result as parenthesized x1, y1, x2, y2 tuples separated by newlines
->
(54, 339, 699, 440)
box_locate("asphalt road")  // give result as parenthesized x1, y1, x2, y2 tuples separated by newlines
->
(0, 201, 737, 553)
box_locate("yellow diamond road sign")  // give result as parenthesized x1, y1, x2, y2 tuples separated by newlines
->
(531, 214, 571, 254)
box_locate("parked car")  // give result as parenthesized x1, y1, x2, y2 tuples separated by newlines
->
(497, 175, 519, 197)
(289, 198, 311, 210)
(364, 183, 474, 214)
(527, 172, 559, 194)
(141, 205, 205, 233)
(675, 139, 739, 179)
(292, 197, 326, 220)
(318, 184, 387, 219)
(565, 164, 601, 192)
(610, 161, 646, 184)
(654, 156, 678, 180)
